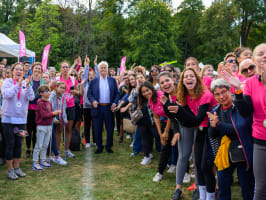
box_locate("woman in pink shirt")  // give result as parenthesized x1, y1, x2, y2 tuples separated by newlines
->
(57, 61, 79, 158)
(164, 68, 217, 200)
(223, 43, 266, 200)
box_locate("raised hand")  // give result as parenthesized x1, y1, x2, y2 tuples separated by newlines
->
(207, 111, 219, 127)
(26, 75, 31, 87)
(84, 55, 90, 66)
(160, 95, 168, 105)
(94, 55, 98, 66)
(221, 70, 241, 89)
(168, 105, 179, 114)
(18, 76, 24, 87)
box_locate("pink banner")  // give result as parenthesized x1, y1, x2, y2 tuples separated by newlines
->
(41, 44, 51, 72)
(120, 56, 126, 75)
(19, 30, 26, 57)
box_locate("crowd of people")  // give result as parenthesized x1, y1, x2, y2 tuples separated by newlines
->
(0, 43, 265, 200)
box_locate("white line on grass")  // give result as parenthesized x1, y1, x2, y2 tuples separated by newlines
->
(82, 148, 94, 200)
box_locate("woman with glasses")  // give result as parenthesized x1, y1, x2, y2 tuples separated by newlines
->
(56, 61, 79, 158)
(221, 43, 266, 200)
(148, 65, 161, 87)
(26, 62, 46, 158)
(238, 59, 257, 79)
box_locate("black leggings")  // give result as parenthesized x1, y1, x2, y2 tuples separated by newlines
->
(0, 121, 5, 158)
(26, 109, 37, 150)
(83, 108, 95, 144)
(139, 124, 156, 157)
(194, 127, 216, 193)
(2, 123, 25, 160)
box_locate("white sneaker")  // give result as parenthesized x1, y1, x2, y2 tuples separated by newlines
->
(86, 143, 91, 148)
(129, 142, 133, 147)
(140, 157, 151, 165)
(93, 143, 97, 147)
(64, 150, 75, 158)
(126, 135, 131, 139)
(190, 170, 195, 179)
(167, 165, 176, 173)
(183, 172, 191, 183)
(149, 153, 153, 159)
(53, 156, 67, 165)
(153, 172, 163, 182)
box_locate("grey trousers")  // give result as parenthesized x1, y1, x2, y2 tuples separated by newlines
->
(176, 126, 198, 185)
(33, 125, 52, 163)
(254, 143, 266, 200)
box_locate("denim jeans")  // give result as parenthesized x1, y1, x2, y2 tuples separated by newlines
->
(217, 162, 254, 200)
(133, 126, 143, 153)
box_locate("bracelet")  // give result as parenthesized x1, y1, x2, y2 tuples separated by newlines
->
(235, 88, 243, 94)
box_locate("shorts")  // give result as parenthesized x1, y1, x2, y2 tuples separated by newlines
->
(75, 105, 83, 121)
(66, 106, 76, 121)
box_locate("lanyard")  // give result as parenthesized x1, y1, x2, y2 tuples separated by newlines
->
(13, 79, 22, 100)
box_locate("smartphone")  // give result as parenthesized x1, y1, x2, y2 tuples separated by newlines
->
(70, 86, 74, 90)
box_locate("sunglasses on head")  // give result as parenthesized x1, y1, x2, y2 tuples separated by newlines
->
(151, 69, 158, 73)
(241, 64, 256, 74)
(61, 66, 69, 69)
(227, 59, 236, 64)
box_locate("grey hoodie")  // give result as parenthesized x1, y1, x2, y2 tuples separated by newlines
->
(49, 91, 67, 122)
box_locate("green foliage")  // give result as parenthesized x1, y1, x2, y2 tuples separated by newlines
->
(0, 0, 265, 69)
(124, 0, 181, 68)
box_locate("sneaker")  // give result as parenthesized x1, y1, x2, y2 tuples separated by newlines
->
(172, 188, 182, 200)
(40, 161, 51, 168)
(126, 135, 131, 139)
(192, 189, 200, 200)
(130, 152, 139, 157)
(86, 143, 91, 148)
(7, 169, 19, 180)
(129, 142, 133, 147)
(14, 168, 26, 177)
(119, 136, 123, 143)
(190, 169, 195, 179)
(32, 163, 43, 171)
(93, 143, 97, 147)
(26, 150, 31, 158)
(64, 150, 75, 158)
(188, 182, 196, 191)
(53, 156, 67, 166)
(183, 172, 191, 183)
(167, 165, 176, 173)
(149, 153, 153, 159)
(140, 157, 151, 165)
(153, 172, 163, 182)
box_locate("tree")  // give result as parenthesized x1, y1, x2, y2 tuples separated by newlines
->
(124, 0, 181, 68)
(196, 0, 239, 66)
(233, 0, 266, 46)
(173, 0, 204, 62)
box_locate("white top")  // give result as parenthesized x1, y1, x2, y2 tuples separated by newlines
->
(99, 76, 110, 103)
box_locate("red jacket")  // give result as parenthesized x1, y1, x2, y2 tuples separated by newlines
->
(35, 98, 53, 125)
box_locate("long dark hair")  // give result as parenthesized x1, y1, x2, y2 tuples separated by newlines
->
(138, 81, 157, 108)
(148, 65, 161, 83)
(128, 74, 136, 95)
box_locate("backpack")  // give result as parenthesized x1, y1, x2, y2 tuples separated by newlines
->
(70, 128, 81, 151)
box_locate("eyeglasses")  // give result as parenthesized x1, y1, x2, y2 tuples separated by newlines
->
(61, 66, 69, 69)
(214, 89, 228, 97)
(241, 64, 256, 74)
(43, 90, 50, 93)
(227, 59, 236, 64)
(151, 69, 158, 73)
(164, 69, 173, 72)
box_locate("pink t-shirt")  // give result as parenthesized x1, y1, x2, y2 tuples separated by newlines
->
(244, 75, 266, 140)
(203, 76, 212, 90)
(149, 90, 176, 118)
(186, 89, 217, 127)
(60, 76, 78, 108)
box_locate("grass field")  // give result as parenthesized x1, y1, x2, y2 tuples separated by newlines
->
(0, 131, 243, 200)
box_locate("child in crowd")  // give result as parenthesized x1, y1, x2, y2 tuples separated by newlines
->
(49, 81, 68, 165)
(32, 85, 61, 170)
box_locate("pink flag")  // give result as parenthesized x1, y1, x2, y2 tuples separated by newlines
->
(41, 44, 51, 72)
(120, 56, 126, 75)
(19, 30, 26, 57)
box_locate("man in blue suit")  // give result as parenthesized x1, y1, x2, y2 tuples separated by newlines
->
(88, 61, 120, 154)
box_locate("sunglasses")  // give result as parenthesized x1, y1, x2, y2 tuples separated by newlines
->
(61, 66, 69, 69)
(135, 70, 142, 73)
(227, 59, 236, 64)
(43, 90, 50, 93)
(241, 64, 256, 74)
(164, 69, 173, 72)
(151, 69, 158, 73)
(71, 74, 77, 76)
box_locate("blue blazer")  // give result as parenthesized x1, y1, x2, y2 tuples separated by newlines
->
(87, 76, 119, 116)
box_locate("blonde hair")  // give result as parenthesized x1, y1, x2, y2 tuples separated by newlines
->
(200, 64, 213, 78)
